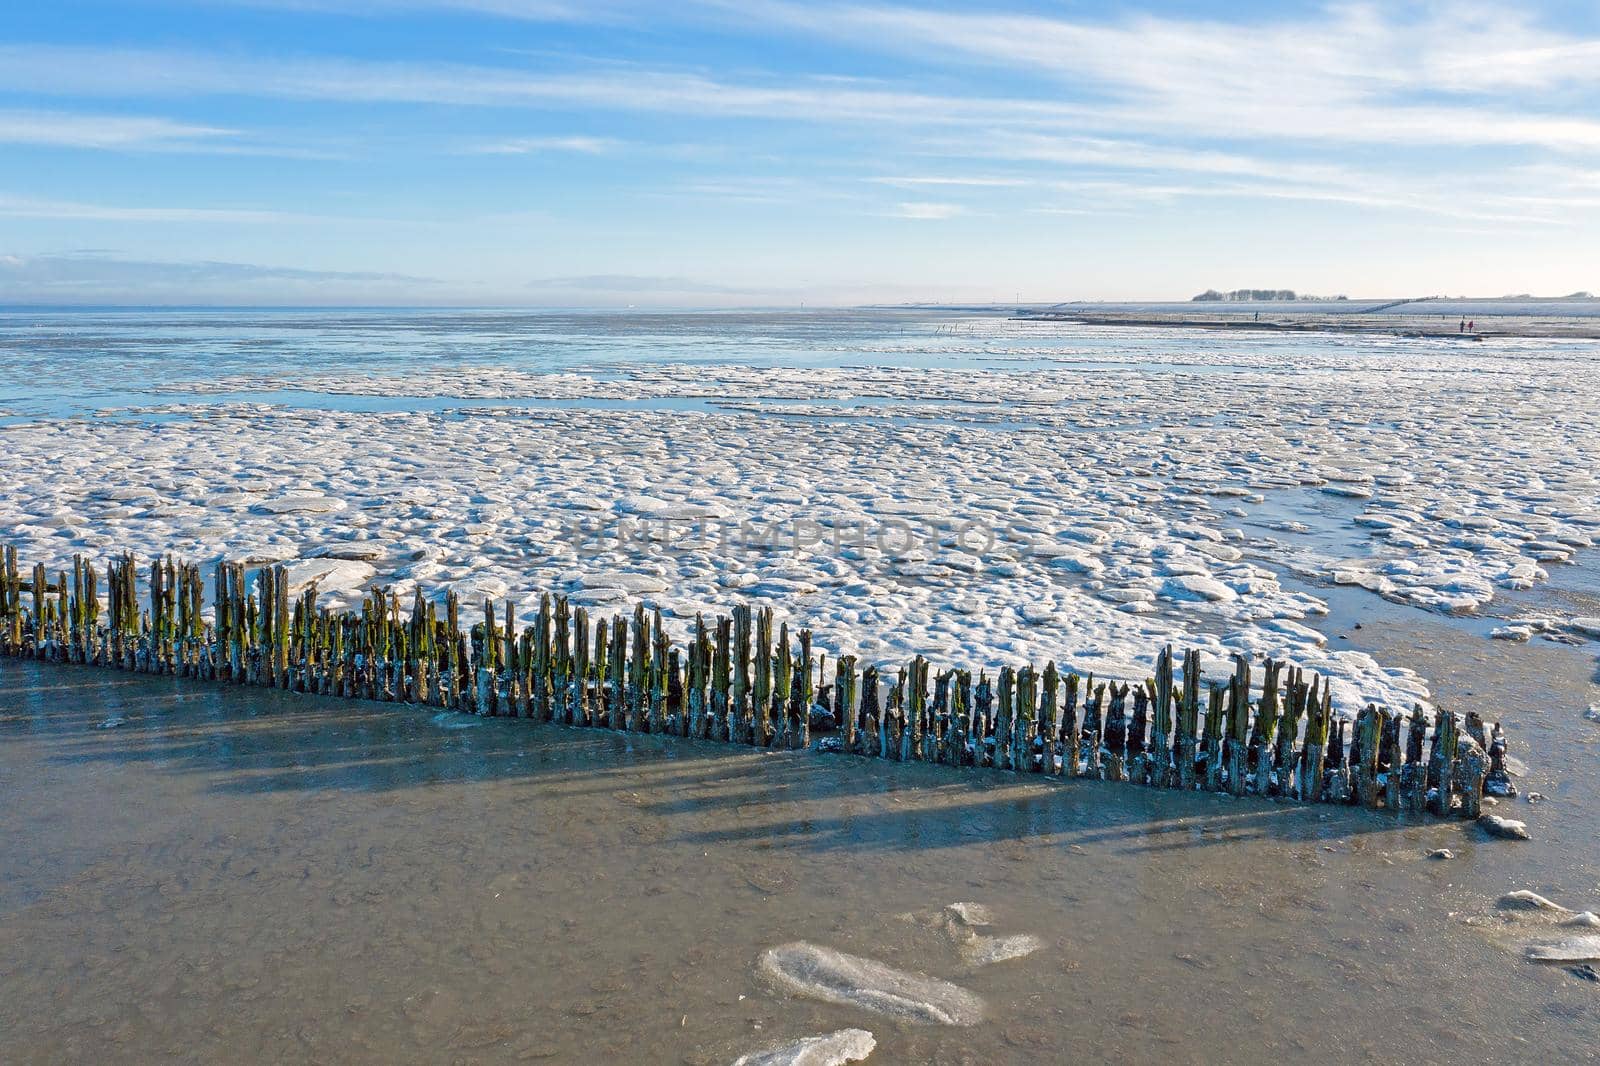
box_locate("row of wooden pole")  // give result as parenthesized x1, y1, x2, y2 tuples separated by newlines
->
(0, 545, 1514, 817)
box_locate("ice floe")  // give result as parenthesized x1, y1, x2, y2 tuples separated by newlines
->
(6, 315, 1600, 721)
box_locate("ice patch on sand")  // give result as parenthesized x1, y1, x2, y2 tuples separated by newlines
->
(1525, 936, 1600, 963)
(757, 942, 984, 1026)
(957, 932, 1042, 966)
(730, 1029, 876, 1066)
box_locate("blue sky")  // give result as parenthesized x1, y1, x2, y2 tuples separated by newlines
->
(2, 1, 1599, 305)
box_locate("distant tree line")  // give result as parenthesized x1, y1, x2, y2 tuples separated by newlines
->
(1191, 289, 1348, 302)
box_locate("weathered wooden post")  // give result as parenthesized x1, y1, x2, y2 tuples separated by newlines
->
(522, 593, 545, 721)
(650, 608, 669, 734)
(1274, 668, 1304, 798)
(688, 614, 708, 738)
(731, 605, 752, 744)
(571, 605, 591, 725)
(1298, 677, 1329, 802)
(1015, 665, 1036, 772)
(754, 609, 774, 746)
(1485, 722, 1515, 798)
(930, 668, 950, 763)
(1102, 682, 1128, 782)
(271, 565, 289, 688)
(711, 615, 731, 741)
(951, 669, 972, 767)
(1253, 660, 1282, 796)
(1456, 739, 1487, 818)
(862, 665, 882, 758)
(888, 666, 906, 761)
(1202, 683, 1226, 792)
(1176, 651, 1200, 790)
(1353, 705, 1382, 808)
(1398, 708, 1427, 813)
(627, 604, 647, 732)
(993, 667, 1014, 771)
(1150, 646, 1173, 786)
(1058, 672, 1079, 777)
(836, 654, 858, 752)
(608, 614, 627, 730)
(907, 656, 928, 763)
(1, 545, 18, 655)
(1039, 662, 1060, 775)
(1225, 656, 1251, 797)
(1324, 719, 1352, 803)
(769, 619, 789, 747)
(551, 596, 570, 723)
(1427, 709, 1458, 815)
(790, 629, 813, 750)
(971, 670, 991, 767)
(479, 597, 499, 715)
(667, 647, 684, 735)
(1129, 682, 1151, 784)
(1081, 679, 1104, 780)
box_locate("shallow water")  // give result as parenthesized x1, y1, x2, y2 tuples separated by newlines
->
(4, 306, 1595, 419)
(3, 618, 1597, 1065)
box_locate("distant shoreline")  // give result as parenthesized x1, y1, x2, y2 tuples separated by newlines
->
(1019, 310, 1600, 340)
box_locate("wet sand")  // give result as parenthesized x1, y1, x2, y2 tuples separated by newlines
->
(4, 576, 1599, 1066)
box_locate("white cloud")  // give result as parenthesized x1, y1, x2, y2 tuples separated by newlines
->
(526, 273, 762, 294)
(209, 0, 610, 17)
(701, 1, 1600, 151)
(0, 109, 235, 149)
(0, 195, 282, 223)
(0, 193, 350, 224)
(0, 46, 1093, 130)
(470, 134, 620, 154)
(0, 252, 434, 303)
(869, 175, 1031, 188)
(891, 201, 962, 220)
(5, 23, 1600, 154)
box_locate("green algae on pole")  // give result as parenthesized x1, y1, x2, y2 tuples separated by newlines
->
(790, 629, 813, 751)
(835, 654, 858, 752)
(1149, 646, 1173, 787)
(1252, 660, 1283, 797)
(1299, 676, 1330, 802)
(754, 607, 773, 746)
(1175, 651, 1200, 791)
(0, 542, 1498, 825)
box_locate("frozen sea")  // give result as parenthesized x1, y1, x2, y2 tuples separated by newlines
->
(3, 306, 1600, 715)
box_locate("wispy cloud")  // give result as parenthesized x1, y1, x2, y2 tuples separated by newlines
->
(0, 251, 435, 303)
(209, 0, 624, 20)
(0, 109, 236, 149)
(5, 18, 1600, 154)
(470, 134, 620, 154)
(870, 175, 1031, 189)
(526, 273, 762, 294)
(701, 1, 1600, 151)
(0, 193, 312, 223)
(0, 45, 1094, 130)
(891, 201, 963, 220)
